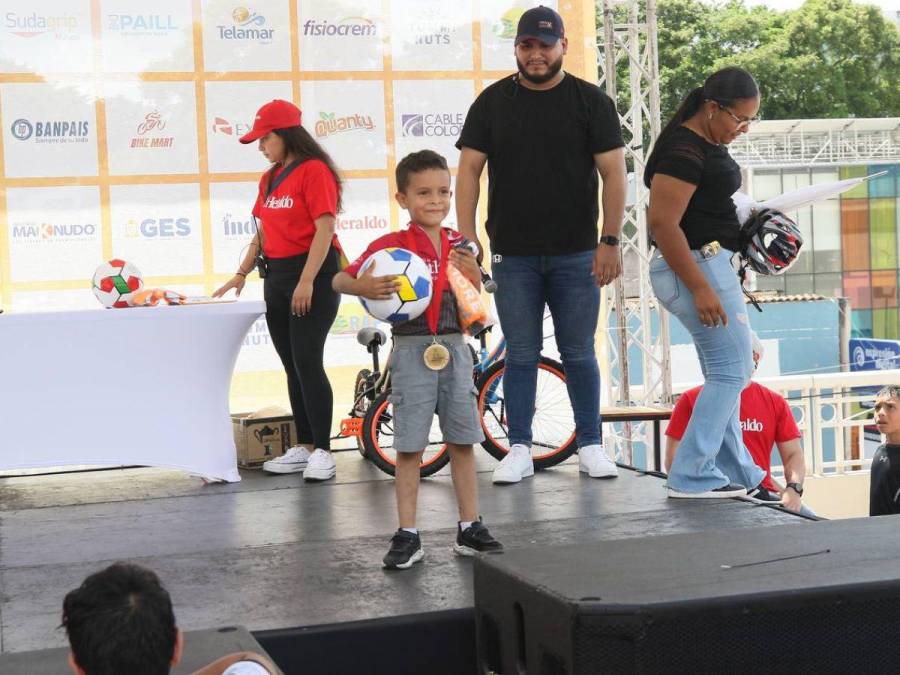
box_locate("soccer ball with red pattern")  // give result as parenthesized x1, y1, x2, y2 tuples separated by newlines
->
(91, 259, 144, 308)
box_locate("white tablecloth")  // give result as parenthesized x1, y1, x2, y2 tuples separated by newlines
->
(0, 301, 266, 482)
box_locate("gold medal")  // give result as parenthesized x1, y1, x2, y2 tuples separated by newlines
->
(423, 342, 451, 371)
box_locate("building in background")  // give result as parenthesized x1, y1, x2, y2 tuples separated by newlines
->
(732, 118, 900, 340)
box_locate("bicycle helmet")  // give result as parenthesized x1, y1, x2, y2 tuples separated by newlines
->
(740, 208, 803, 276)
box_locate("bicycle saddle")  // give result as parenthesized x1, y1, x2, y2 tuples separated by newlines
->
(356, 326, 387, 347)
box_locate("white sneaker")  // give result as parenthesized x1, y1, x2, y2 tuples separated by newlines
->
(492, 444, 534, 484)
(262, 446, 310, 474)
(578, 444, 619, 478)
(303, 448, 336, 482)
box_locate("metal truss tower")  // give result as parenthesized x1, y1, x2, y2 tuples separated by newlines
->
(597, 0, 671, 464)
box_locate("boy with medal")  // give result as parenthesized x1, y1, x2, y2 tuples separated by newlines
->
(334, 150, 504, 569)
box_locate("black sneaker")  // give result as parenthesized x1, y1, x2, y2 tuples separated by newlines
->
(667, 483, 746, 499)
(454, 518, 504, 557)
(382, 529, 424, 570)
(746, 485, 782, 504)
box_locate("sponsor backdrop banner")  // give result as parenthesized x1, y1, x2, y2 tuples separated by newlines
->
(0, 0, 594, 417)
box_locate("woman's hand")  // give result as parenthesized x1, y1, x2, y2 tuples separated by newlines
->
(292, 279, 314, 316)
(693, 286, 728, 327)
(212, 275, 246, 298)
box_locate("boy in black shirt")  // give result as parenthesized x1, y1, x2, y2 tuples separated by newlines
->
(870, 385, 900, 516)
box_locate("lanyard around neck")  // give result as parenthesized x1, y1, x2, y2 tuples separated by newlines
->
(403, 224, 449, 334)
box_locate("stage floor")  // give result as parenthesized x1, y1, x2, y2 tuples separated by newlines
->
(0, 451, 803, 653)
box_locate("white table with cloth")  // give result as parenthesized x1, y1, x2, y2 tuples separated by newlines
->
(0, 301, 265, 482)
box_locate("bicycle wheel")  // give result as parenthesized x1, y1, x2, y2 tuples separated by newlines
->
(361, 390, 451, 477)
(477, 356, 577, 469)
(352, 368, 372, 457)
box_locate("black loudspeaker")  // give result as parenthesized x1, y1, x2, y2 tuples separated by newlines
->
(255, 608, 475, 675)
(474, 516, 900, 674)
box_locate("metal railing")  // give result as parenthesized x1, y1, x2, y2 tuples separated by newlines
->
(728, 119, 900, 168)
(671, 369, 900, 477)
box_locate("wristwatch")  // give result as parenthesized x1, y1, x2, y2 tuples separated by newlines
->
(786, 482, 804, 496)
(599, 235, 620, 247)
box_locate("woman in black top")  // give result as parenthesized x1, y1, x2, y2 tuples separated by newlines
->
(645, 67, 767, 499)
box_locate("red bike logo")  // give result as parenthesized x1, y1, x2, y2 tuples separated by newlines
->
(137, 110, 166, 135)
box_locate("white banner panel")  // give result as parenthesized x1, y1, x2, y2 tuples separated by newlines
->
(202, 0, 292, 72)
(210, 181, 260, 275)
(236, 316, 283, 373)
(332, 178, 393, 343)
(337, 177, 391, 261)
(390, 0, 474, 72)
(0, 0, 594, 412)
(1, 83, 98, 178)
(233, 282, 284, 373)
(100, 0, 195, 72)
(298, 0, 383, 71)
(0, 0, 93, 74)
(104, 81, 200, 175)
(299, 80, 387, 170)
(109, 183, 204, 276)
(6, 186, 102, 283)
(392, 79, 473, 169)
(205, 80, 293, 172)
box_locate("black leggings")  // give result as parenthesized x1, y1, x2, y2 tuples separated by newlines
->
(264, 249, 340, 450)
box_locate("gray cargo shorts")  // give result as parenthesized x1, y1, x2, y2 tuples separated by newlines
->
(388, 333, 485, 453)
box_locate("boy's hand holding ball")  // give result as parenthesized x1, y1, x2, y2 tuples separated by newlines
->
(356, 260, 402, 300)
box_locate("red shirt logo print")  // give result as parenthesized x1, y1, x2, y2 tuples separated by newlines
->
(264, 195, 294, 209)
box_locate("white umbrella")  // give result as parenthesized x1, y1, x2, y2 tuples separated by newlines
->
(732, 170, 888, 223)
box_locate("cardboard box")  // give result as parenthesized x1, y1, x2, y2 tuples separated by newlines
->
(231, 413, 298, 467)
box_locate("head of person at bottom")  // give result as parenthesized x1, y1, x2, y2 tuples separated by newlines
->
(395, 150, 452, 230)
(875, 385, 900, 443)
(62, 562, 182, 675)
(239, 98, 343, 211)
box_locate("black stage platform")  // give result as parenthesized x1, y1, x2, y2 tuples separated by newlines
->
(0, 452, 803, 654)
(474, 516, 900, 674)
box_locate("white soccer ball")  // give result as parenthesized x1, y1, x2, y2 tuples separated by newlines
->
(91, 259, 144, 308)
(358, 248, 432, 323)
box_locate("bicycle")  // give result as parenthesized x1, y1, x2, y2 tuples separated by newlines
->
(340, 323, 577, 477)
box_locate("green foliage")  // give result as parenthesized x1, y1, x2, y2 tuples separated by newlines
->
(601, 0, 900, 121)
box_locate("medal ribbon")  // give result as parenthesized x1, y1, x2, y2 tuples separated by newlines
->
(403, 223, 449, 335)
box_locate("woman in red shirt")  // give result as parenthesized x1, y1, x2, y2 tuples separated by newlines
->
(214, 99, 342, 481)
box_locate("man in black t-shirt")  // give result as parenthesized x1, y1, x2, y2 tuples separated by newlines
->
(870, 385, 900, 516)
(455, 5, 627, 485)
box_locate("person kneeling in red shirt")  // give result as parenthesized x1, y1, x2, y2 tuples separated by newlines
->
(665, 332, 811, 515)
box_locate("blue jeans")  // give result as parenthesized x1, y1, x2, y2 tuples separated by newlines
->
(492, 250, 601, 448)
(650, 247, 766, 493)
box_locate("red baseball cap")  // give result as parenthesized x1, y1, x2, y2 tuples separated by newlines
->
(239, 99, 302, 144)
